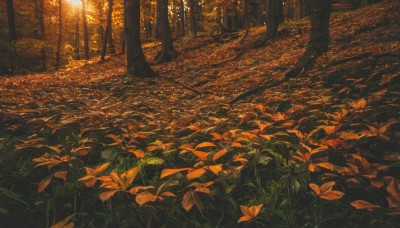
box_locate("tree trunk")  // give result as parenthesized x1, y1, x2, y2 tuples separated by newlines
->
(153, 0, 161, 39)
(242, 0, 249, 29)
(81, 0, 90, 59)
(189, 0, 197, 37)
(121, 0, 126, 55)
(309, 0, 332, 55)
(6, 0, 16, 73)
(154, 0, 175, 63)
(108, 20, 116, 54)
(265, 0, 280, 39)
(126, 0, 157, 77)
(178, 0, 185, 36)
(101, 0, 113, 60)
(6, 0, 16, 41)
(96, 1, 104, 53)
(73, 7, 80, 60)
(285, 0, 332, 78)
(33, 0, 46, 69)
(56, 0, 62, 70)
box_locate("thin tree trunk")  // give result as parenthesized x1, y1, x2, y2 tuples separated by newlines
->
(189, 0, 197, 37)
(178, 0, 185, 36)
(6, 0, 16, 41)
(126, 0, 157, 77)
(34, 0, 47, 69)
(6, 0, 16, 73)
(108, 20, 116, 54)
(242, 0, 249, 29)
(154, 0, 175, 63)
(96, 1, 104, 53)
(56, 0, 62, 70)
(101, 0, 113, 60)
(121, 0, 126, 55)
(81, 0, 89, 59)
(74, 7, 80, 60)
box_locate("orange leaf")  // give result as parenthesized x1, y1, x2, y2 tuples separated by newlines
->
(99, 190, 119, 202)
(129, 186, 155, 195)
(38, 174, 53, 193)
(160, 168, 192, 179)
(351, 200, 380, 211)
(324, 124, 342, 135)
(47, 146, 62, 154)
(237, 215, 253, 223)
(135, 192, 158, 205)
(53, 171, 67, 182)
(187, 168, 207, 180)
(351, 98, 366, 110)
(387, 178, 400, 201)
(192, 150, 209, 161)
(207, 164, 223, 175)
(213, 148, 228, 161)
(194, 187, 211, 194)
(309, 182, 344, 200)
(182, 191, 200, 212)
(128, 149, 145, 158)
(237, 204, 263, 223)
(195, 142, 216, 149)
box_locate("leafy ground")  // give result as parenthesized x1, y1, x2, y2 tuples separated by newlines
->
(1, 1, 400, 227)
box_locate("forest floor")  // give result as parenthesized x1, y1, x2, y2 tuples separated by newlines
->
(1, 1, 400, 227)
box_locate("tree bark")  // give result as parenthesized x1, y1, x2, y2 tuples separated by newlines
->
(6, 0, 16, 73)
(154, 0, 175, 63)
(189, 0, 197, 37)
(266, 0, 279, 39)
(74, 7, 80, 60)
(33, 0, 47, 69)
(285, 0, 332, 78)
(242, 0, 249, 29)
(96, 1, 104, 53)
(125, 0, 157, 77)
(101, 0, 113, 60)
(178, 0, 185, 36)
(6, 0, 16, 41)
(81, 0, 90, 59)
(56, 0, 62, 70)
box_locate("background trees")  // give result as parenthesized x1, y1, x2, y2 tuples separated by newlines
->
(0, 0, 380, 74)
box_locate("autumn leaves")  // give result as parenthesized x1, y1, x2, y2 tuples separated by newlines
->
(22, 93, 399, 225)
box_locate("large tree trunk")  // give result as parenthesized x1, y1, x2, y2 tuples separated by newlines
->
(265, 0, 280, 39)
(308, 0, 332, 55)
(154, 0, 175, 63)
(126, 0, 157, 77)
(189, 0, 197, 37)
(55, 0, 62, 70)
(101, 0, 113, 60)
(73, 7, 80, 60)
(81, 0, 90, 59)
(285, 0, 332, 78)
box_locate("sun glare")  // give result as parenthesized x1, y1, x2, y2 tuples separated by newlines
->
(68, 0, 81, 6)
